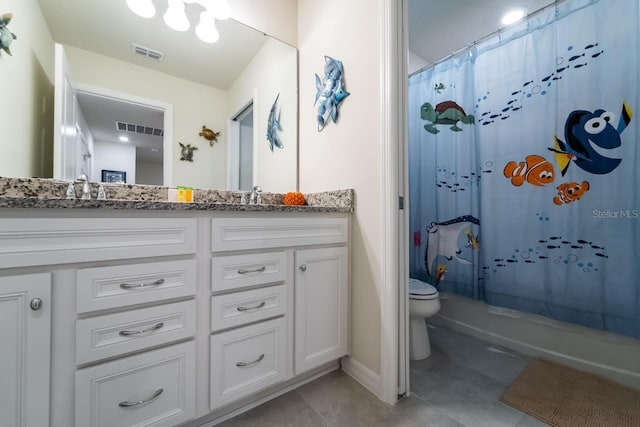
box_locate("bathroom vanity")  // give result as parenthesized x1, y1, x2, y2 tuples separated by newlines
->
(0, 179, 353, 427)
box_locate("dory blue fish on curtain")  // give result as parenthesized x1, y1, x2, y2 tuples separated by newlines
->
(0, 13, 16, 57)
(314, 56, 350, 131)
(409, 0, 640, 340)
(266, 93, 283, 151)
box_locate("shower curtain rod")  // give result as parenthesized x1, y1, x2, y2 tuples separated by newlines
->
(409, 0, 565, 77)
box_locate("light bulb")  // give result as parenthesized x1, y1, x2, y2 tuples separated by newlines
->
(126, 0, 156, 18)
(501, 8, 527, 26)
(164, 0, 190, 31)
(208, 0, 230, 20)
(196, 11, 219, 43)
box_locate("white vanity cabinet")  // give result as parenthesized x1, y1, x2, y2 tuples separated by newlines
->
(208, 215, 350, 412)
(0, 209, 350, 426)
(0, 273, 51, 427)
(294, 246, 349, 374)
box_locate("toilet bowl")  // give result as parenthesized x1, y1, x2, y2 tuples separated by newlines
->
(409, 278, 440, 360)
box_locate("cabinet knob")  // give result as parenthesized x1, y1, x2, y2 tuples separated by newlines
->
(299, 264, 307, 272)
(30, 298, 43, 311)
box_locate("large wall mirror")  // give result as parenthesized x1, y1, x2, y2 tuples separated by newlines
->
(0, 0, 298, 192)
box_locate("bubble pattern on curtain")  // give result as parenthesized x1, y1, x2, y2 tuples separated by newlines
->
(409, 0, 640, 339)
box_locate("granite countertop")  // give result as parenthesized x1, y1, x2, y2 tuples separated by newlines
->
(0, 177, 354, 213)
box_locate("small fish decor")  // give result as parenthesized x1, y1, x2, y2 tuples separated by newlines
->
(266, 93, 283, 151)
(0, 13, 17, 57)
(199, 125, 220, 146)
(314, 55, 350, 132)
(179, 142, 198, 162)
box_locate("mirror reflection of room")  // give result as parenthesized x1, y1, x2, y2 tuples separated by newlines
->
(1, 0, 298, 192)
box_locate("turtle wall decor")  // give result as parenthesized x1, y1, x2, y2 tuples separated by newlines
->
(179, 142, 198, 162)
(420, 101, 475, 134)
(199, 125, 220, 146)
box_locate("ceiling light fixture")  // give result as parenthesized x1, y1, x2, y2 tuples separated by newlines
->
(119, 136, 130, 142)
(501, 7, 527, 26)
(126, 0, 230, 43)
(126, 0, 156, 19)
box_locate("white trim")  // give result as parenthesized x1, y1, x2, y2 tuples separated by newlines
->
(379, 0, 403, 405)
(226, 119, 240, 190)
(397, 0, 410, 398)
(72, 83, 174, 187)
(341, 356, 381, 397)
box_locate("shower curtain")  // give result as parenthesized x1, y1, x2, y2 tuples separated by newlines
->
(409, 0, 640, 339)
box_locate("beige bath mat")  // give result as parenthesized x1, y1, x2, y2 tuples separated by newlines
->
(501, 358, 640, 427)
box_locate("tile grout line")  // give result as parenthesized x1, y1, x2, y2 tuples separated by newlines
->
(293, 388, 335, 427)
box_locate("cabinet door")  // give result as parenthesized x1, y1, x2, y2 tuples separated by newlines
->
(0, 273, 51, 427)
(295, 247, 348, 374)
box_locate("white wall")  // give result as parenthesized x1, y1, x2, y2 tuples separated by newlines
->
(0, 0, 54, 178)
(64, 46, 228, 189)
(230, 0, 298, 46)
(408, 50, 430, 75)
(298, 0, 383, 376)
(228, 38, 298, 193)
(93, 141, 136, 184)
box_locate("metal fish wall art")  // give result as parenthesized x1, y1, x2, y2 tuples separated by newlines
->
(314, 55, 350, 132)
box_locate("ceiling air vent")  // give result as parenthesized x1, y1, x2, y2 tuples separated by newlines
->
(131, 43, 164, 61)
(116, 121, 164, 137)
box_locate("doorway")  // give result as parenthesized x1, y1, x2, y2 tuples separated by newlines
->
(228, 101, 255, 191)
(75, 90, 166, 186)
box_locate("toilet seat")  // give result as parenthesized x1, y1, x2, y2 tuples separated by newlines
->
(409, 278, 439, 300)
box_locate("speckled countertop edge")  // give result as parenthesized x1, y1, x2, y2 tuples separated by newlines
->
(0, 177, 354, 213)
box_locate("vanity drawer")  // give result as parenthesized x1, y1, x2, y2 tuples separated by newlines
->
(211, 217, 349, 251)
(76, 300, 196, 365)
(77, 259, 196, 313)
(210, 317, 287, 410)
(211, 285, 287, 332)
(211, 252, 287, 293)
(76, 341, 196, 427)
(0, 217, 197, 268)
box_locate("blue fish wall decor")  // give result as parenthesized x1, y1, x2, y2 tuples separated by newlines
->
(266, 93, 283, 151)
(0, 13, 16, 57)
(314, 55, 350, 131)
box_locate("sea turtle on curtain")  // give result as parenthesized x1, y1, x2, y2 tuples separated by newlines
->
(421, 101, 475, 134)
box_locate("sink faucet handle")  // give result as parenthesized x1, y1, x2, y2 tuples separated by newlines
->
(77, 173, 91, 200)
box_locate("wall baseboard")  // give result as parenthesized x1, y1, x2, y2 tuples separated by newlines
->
(341, 356, 382, 398)
(432, 295, 640, 390)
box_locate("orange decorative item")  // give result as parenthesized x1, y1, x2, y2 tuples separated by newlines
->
(284, 192, 306, 206)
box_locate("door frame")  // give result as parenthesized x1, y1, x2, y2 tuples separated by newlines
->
(227, 92, 258, 191)
(379, 0, 409, 404)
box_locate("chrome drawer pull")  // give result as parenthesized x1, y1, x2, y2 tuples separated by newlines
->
(236, 301, 266, 312)
(237, 266, 266, 275)
(118, 388, 164, 408)
(119, 322, 165, 336)
(236, 353, 265, 367)
(120, 278, 165, 289)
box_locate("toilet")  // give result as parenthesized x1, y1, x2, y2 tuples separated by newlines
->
(409, 278, 441, 360)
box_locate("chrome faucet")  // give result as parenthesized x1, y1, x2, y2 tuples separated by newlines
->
(249, 185, 262, 205)
(78, 173, 91, 200)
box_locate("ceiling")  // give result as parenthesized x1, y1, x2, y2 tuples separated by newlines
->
(408, 0, 555, 66)
(37, 0, 268, 89)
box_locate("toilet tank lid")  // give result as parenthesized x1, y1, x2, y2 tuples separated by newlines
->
(409, 278, 438, 296)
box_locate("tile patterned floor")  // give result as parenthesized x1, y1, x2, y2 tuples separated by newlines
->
(218, 324, 549, 426)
